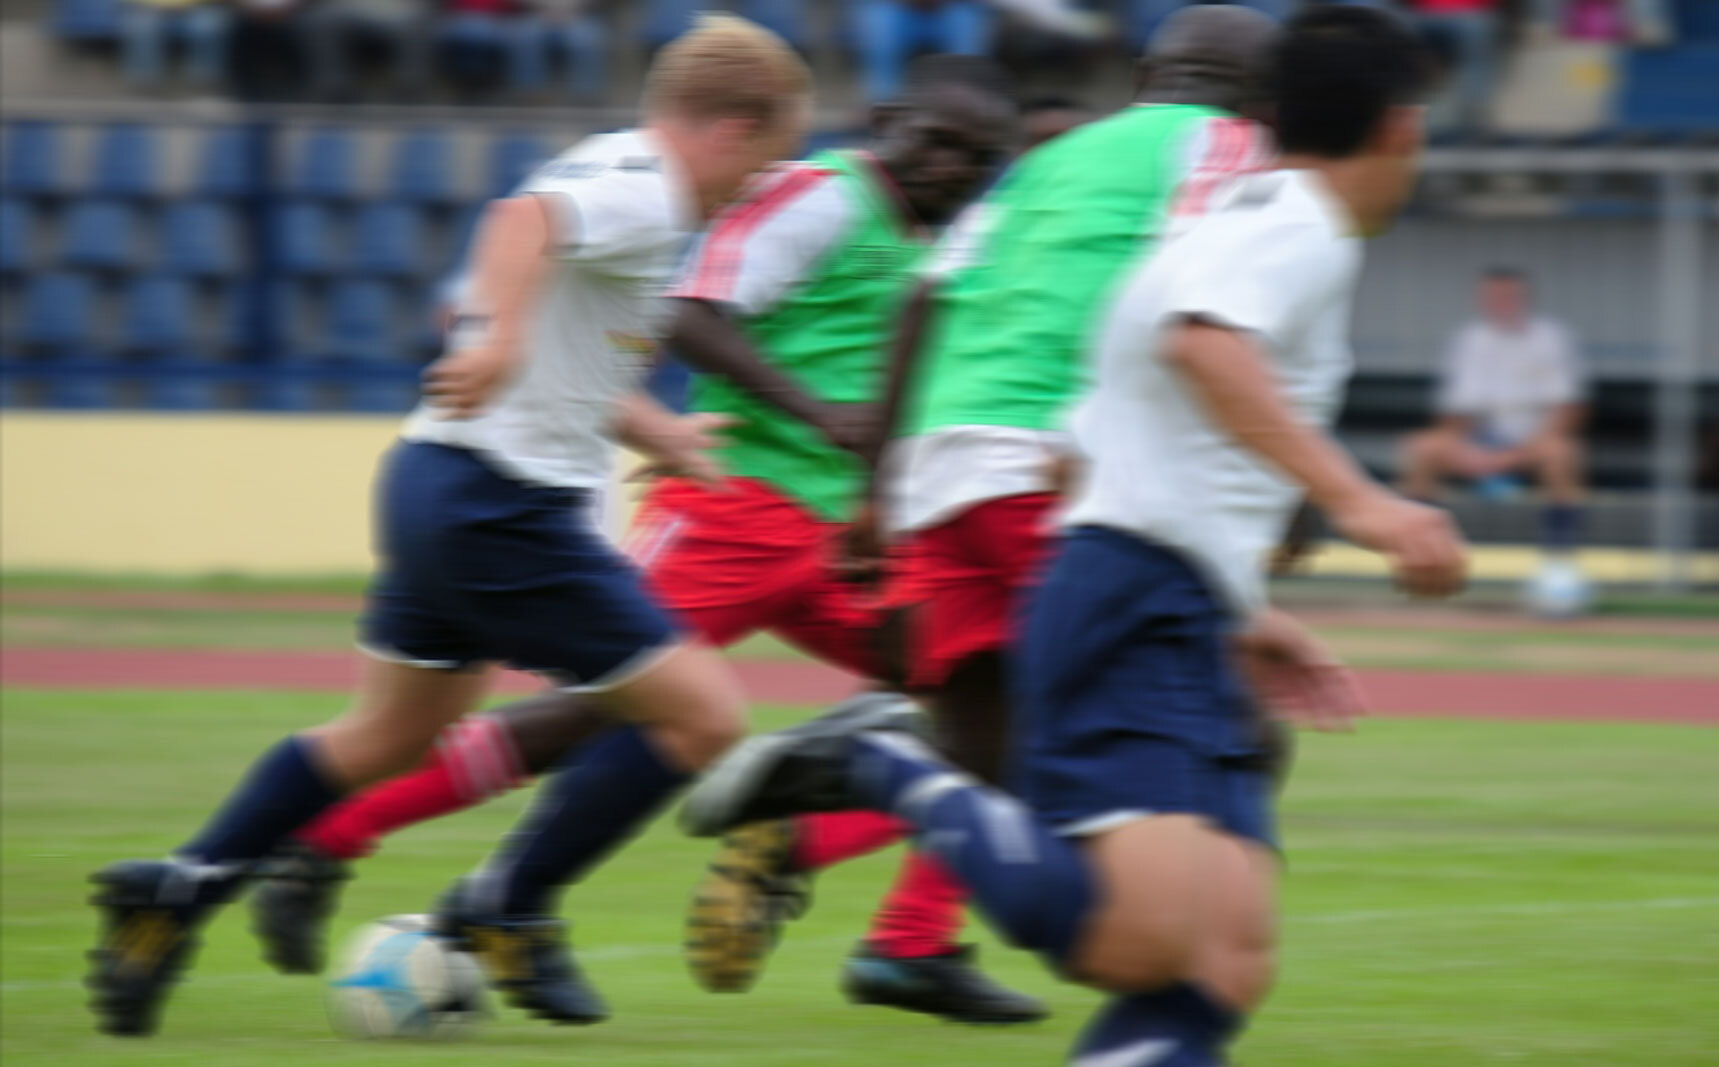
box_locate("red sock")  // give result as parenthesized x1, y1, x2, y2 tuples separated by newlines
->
(792, 810, 909, 871)
(296, 716, 527, 861)
(866, 850, 966, 958)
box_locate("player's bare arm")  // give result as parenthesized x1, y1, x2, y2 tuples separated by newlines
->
(422, 194, 557, 418)
(1165, 319, 1468, 598)
(668, 298, 877, 454)
(612, 392, 734, 488)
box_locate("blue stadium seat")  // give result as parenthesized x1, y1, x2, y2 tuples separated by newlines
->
(89, 123, 161, 199)
(44, 355, 121, 408)
(271, 201, 337, 275)
(145, 365, 224, 410)
(389, 129, 458, 205)
(1618, 44, 1719, 132)
(61, 199, 143, 271)
(346, 370, 418, 412)
(1674, 0, 1719, 41)
(325, 280, 399, 361)
(488, 133, 546, 198)
(3, 122, 65, 198)
(161, 199, 242, 277)
(51, 0, 122, 43)
(121, 275, 198, 355)
(17, 272, 98, 351)
(289, 128, 359, 201)
(0, 199, 31, 275)
(351, 202, 426, 278)
(193, 126, 261, 199)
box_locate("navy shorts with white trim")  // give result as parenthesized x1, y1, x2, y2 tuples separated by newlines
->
(361, 440, 680, 689)
(1012, 526, 1277, 848)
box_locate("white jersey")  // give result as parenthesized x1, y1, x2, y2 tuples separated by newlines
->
(1437, 316, 1583, 445)
(1064, 168, 1361, 618)
(403, 129, 697, 489)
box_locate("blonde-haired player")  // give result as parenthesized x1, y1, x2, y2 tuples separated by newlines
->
(86, 16, 812, 1036)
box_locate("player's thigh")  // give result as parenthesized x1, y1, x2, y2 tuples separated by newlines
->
(772, 565, 887, 680)
(587, 640, 749, 770)
(1069, 814, 1219, 993)
(310, 657, 493, 786)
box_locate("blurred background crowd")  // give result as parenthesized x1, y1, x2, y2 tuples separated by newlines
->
(20, 0, 1716, 133)
(1, 0, 1714, 583)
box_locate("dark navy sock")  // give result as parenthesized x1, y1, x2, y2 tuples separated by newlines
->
(484, 724, 687, 916)
(850, 733, 1098, 966)
(1071, 985, 1242, 1067)
(1541, 503, 1583, 552)
(179, 735, 344, 869)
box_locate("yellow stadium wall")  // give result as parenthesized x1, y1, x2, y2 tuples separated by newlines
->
(1, 413, 402, 574)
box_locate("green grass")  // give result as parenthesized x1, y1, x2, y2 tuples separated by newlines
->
(4, 689, 1717, 1066)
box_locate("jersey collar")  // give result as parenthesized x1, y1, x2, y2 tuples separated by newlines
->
(851, 150, 930, 237)
(636, 126, 702, 234)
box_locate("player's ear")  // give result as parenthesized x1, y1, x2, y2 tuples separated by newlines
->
(1373, 104, 1425, 159)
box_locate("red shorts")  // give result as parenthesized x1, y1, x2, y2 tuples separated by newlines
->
(625, 477, 882, 679)
(887, 492, 1058, 689)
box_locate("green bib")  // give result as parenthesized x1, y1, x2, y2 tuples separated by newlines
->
(692, 151, 926, 521)
(907, 104, 1225, 436)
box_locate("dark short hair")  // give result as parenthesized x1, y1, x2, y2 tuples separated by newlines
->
(903, 54, 1017, 106)
(1270, 6, 1432, 159)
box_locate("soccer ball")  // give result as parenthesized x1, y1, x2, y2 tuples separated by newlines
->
(326, 914, 486, 1039)
(1522, 558, 1593, 620)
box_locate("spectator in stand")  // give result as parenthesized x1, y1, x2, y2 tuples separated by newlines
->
(1400, 267, 1587, 556)
(853, 0, 992, 100)
(229, 0, 311, 101)
(120, 0, 230, 90)
(643, 0, 807, 52)
(1401, 0, 1502, 134)
(300, 0, 435, 102)
(507, 0, 608, 101)
(1527, 0, 1674, 46)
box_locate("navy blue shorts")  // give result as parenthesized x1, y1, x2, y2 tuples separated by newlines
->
(360, 441, 681, 689)
(1012, 526, 1277, 847)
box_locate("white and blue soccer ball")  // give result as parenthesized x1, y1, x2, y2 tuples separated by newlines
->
(326, 914, 486, 1039)
(1522, 557, 1594, 620)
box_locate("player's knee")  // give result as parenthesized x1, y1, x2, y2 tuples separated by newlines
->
(650, 690, 747, 771)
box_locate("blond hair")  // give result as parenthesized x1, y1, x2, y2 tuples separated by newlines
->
(644, 13, 811, 129)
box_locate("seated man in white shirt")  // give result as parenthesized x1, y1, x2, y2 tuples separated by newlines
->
(1400, 266, 1586, 552)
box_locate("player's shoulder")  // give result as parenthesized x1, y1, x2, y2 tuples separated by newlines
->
(715, 158, 852, 231)
(535, 129, 666, 184)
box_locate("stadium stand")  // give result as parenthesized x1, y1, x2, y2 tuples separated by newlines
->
(88, 121, 161, 198)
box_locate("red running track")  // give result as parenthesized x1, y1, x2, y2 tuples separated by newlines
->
(2, 646, 1715, 726)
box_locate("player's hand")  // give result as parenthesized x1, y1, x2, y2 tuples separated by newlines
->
(625, 412, 735, 490)
(1329, 489, 1468, 599)
(1234, 609, 1367, 733)
(816, 402, 884, 461)
(423, 346, 512, 419)
(838, 500, 888, 587)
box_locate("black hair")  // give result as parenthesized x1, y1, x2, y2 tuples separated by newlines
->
(1270, 5, 1433, 159)
(902, 54, 1017, 107)
(1022, 94, 1089, 116)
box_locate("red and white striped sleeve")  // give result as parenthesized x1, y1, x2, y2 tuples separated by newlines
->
(1168, 116, 1275, 222)
(671, 162, 854, 316)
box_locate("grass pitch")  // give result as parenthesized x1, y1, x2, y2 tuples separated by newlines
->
(3, 688, 1716, 1066)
